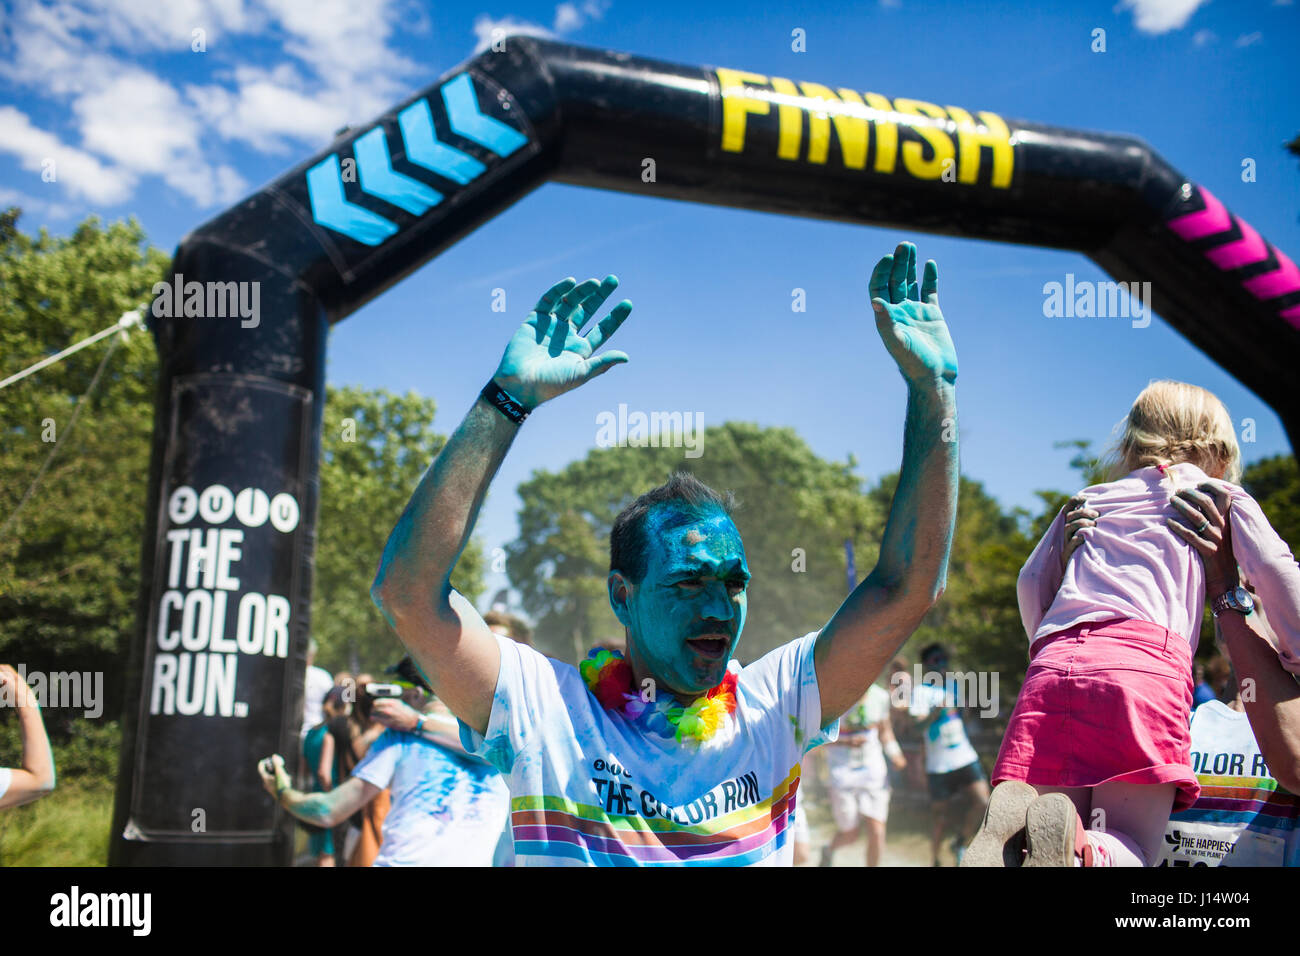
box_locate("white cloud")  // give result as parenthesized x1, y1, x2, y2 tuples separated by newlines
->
(0, 186, 77, 221)
(553, 0, 610, 32)
(1192, 28, 1216, 45)
(71, 73, 249, 205)
(0, 0, 419, 208)
(472, 15, 557, 54)
(1118, 0, 1210, 34)
(0, 106, 136, 204)
(1235, 31, 1263, 47)
(474, 2, 611, 53)
(185, 66, 345, 153)
(554, 3, 584, 32)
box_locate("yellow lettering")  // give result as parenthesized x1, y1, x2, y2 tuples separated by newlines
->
(892, 98, 955, 181)
(716, 68, 771, 153)
(769, 76, 802, 161)
(945, 106, 1014, 188)
(797, 83, 868, 168)
(863, 92, 897, 174)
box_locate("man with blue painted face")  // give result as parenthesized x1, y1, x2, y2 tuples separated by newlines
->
(370, 241, 959, 865)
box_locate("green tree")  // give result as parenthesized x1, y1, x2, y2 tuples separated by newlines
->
(313, 383, 484, 673)
(872, 472, 1033, 715)
(0, 210, 167, 739)
(1241, 453, 1299, 554)
(507, 422, 882, 664)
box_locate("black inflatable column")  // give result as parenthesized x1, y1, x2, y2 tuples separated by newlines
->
(109, 243, 327, 866)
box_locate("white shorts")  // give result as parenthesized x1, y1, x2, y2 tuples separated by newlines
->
(829, 784, 891, 830)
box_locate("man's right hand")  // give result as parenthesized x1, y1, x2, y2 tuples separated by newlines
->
(493, 275, 633, 409)
(1167, 480, 1237, 592)
(1061, 493, 1098, 572)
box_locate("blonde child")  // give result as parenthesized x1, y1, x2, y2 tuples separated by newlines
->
(965, 381, 1300, 867)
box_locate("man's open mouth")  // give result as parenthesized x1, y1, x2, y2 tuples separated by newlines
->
(686, 636, 729, 660)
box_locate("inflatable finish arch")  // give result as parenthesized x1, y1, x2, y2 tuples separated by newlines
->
(110, 36, 1300, 865)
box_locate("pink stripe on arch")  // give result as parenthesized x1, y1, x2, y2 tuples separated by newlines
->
(1243, 249, 1300, 300)
(1167, 187, 1231, 241)
(1281, 303, 1300, 329)
(1205, 217, 1268, 270)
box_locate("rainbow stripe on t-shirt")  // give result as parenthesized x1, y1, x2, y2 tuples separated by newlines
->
(508, 765, 803, 866)
(1173, 774, 1300, 834)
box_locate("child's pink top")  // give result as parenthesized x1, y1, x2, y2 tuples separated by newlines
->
(1018, 462, 1300, 674)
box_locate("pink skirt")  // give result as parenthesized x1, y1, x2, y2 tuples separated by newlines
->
(992, 618, 1199, 813)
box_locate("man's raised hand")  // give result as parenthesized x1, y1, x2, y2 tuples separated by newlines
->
(493, 275, 633, 409)
(869, 242, 958, 386)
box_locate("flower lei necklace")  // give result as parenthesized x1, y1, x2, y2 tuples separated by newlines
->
(579, 648, 739, 745)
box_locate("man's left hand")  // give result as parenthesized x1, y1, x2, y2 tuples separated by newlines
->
(371, 697, 423, 732)
(869, 241, 958, 387)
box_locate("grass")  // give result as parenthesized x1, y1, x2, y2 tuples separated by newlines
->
(0, 780, 112, 866)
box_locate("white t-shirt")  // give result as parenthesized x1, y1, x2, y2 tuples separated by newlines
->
(825, 684, 891, 791)
(458, 630, 838, 866)
(301, 665, 334, 736)
(352, 729, 510, 866)
(1158, 699, 1300, 867)
(0, 767, 10, 801)
(910, 681, 980, 775)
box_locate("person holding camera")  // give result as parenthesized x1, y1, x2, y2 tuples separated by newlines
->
(257, 663, 509, 866)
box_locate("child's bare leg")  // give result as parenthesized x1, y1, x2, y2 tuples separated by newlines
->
(930, 799, 948, 864)
(865, 816, 886, 867)
(1085, 782, 1177, 867)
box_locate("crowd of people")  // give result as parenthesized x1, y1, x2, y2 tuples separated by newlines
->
(4, 243, 1298, 868)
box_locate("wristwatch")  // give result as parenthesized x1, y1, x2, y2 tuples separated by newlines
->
(1211, 586, 1255, 618)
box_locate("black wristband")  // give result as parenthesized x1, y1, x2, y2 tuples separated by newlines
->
(480, 380, 532, 425)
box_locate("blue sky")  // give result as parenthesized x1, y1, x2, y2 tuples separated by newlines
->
(3, 0, 1298, 609)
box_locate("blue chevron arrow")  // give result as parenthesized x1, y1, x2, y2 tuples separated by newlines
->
(306, 155, 397, 246)
(398, 99, 485, 185)
(354, 126, 443, 215)
(442, 73, 527, 157)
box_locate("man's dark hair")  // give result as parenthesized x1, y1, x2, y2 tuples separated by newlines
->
(920, 643, 948, 663)
(610, 471, 736, 584)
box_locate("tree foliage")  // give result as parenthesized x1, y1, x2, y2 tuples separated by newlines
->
(313, 383, 484, 673)
(0, 209, 168, 730)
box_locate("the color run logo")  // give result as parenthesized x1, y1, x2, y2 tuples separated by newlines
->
(147, 484, 299, 719)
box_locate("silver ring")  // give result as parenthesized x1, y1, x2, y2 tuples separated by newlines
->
(1196, 520, 1209, 533)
